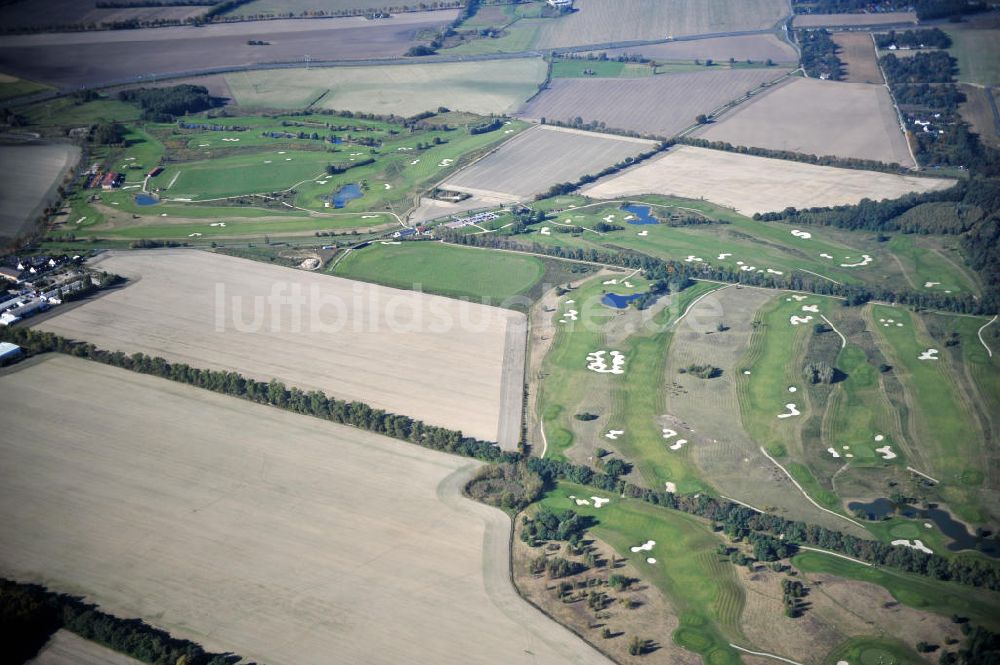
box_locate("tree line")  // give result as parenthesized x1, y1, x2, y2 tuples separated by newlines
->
(678, 136, 915, 174)
(118, 85, 223, 122)
(875, 28, 951, 50)
(797, 28, 842, 80)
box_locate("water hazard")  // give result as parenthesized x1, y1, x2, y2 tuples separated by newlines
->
(622, 204, 659, 225)
(848, 498, 999, 557)
(331, 183, 363, 208)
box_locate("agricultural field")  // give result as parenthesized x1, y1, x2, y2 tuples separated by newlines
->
(28, 631, 144, 665)
(583, 34, 798, 65)
(226, 59, 548, 116)
(440, 125, 657, 202)
(0, 0, 209, 31)
(792, 12, 917, 28)
(945, 27, 1000, 87)
(958, 84, 1000, 148)
(0, 142, 80, 239)
(0, 73, 50, 101)
(0, 12, 456, 89)
(518, 68, 791, 139)
(550, 58, 655, 79)
(581, 145, 952, 215)
(35, 250, 526, 445)
(0, 355, 610, 665)
(697, 78, 913, 166)
(832, 32, 884, 84)
(222, 0, 415, 19)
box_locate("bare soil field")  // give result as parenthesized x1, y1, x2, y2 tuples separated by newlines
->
(832, 32, 883, 84)
(0, 355, 612, 665)
(697, 77, 914, 166)
(226, 59, 547, 115)
(518, 69, 790, 139)
(958, 83, 1000, 148)
(36, 250, 525, 444)
(581, 145, 953, 216)
(792, 12, 917, 28)
(0, 11, 457, 89)
(0, 0, 207, 31)
(531, 0, 789, 48)
(28, 631, 144, 665)
(225, 0, 407, 18)
(441, 125, 657, 202)
(0, 142, 80, 239)
(586, 34, 798, 64)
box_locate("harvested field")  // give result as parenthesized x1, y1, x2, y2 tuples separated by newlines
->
(531, 0, 789, 48)
(227, 59, 547, 115)
(0, 355, 612, 665)
(225, 0, 404, 18)
(698, 77, 913, 166)
(36, 250, 525, 445)
(518, 69, 790, 138)
(28, 630, 144, 665)
(441, 125, 656, 202)
(832, 32, 883, 83)
(958, 83, 1000, 147)
(581, 146, 953, 216)
(0, 142, 80, 239)
(0, 12, 457, 89)
(792, 12, 917, 28)
(586, 34, 798, 64)
(0, 0, 207, 31)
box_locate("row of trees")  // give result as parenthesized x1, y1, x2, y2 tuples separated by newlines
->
(678, 136, 913, 175)
(875, 28, 951, 50)
(791, 0, 987, 20)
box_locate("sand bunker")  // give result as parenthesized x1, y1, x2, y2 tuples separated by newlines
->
(384, 184, 392, 190)
(664, 482, 677, 493)
(587, 350, 625, 374)
(669, 439, 687, 451)
(662, 428, 677, 439)
(876, 445, 897, 460)
(630, 540, 655, 553)
(718, 253, 732, 259)
(623, 281, 634, 288)
(743, 370, 751, 375)
(840, 254, 872, 267)
(827, 447, 841, 458)
(603, 279, 618, 285)
(210, 222, 226, 227)
(821, 253, 833, 259)
(592, 497, 610, 508)
(562, 309, 578, 322)
(410, 159, 420, 165)
(892, 539, 932, 554)
(790, 315, 814, 325)
(685, 255, 704, 262)
(188, 232, 202, 237)
(575, 498, 591, 506)
(918, 348, 939, 361)
(766, 268, 784, 275)
(438, 159, 454, 167)
(791, 295, 809, 301)
(604, 429, 624, 440)
(801, 304, 819, 313)
(540, 227, 551, 236)
(874, 434, 885, 442)
(299, 258, 320, 270)
(646, 557, 657, 564)
(791, 229, 812, 239)
(777, 403, 800, 419)
(925, 281, 940, 288)
(788, 386, 797, 393)
(637, 230, 648, 236)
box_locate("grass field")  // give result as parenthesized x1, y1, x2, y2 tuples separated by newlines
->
(332, 241, 545, 302)
(582, 146, 953, 216)
(551, 59, 654, 78)
(0, 355, 609, 665)
(0, 73, 50, 101)
(887, 234, 978, 294)
(519, 68, 789, 139)
(158, 149, 333, 201)
(36, 250, 525, 443)
(585, 34, 798, 65)
(226, 59, 548, 116)
(699, 78, 913, 166)
(539, 483, 744, 664)
(946, 28, 1000, 87)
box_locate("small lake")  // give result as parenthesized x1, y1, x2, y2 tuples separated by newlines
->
(331, 183, 363, 208)
(848, 498, 1000, 557)
(622, 204, 659, 225)
(134, 194, 159, 206)
(602, 292, 645, 309)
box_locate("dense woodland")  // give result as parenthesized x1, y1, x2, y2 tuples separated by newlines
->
(792, 0, 988, 20)
(875, 27, 951, 49)
(117, 85, 223, 122)
(797, 28, 842, 80)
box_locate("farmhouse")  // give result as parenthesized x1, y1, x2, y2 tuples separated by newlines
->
(0, 266, 21, 282)
(100, 171, 123, 191)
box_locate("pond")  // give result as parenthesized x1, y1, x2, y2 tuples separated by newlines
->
(134, 194, 159, 206)
(602, 292, 645, 309)
(622, 204, 659, 225)
(848, 498, 1000, 557)
(331, 183, 363, 208)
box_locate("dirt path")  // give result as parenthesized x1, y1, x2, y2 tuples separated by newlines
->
(497, 316, 528, 451)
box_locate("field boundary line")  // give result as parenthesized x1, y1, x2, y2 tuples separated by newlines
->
(977, 314, 996, 358)
(820, 314, 846, 349)
(720, 495, 762, 513)
(672, 284, 730, 329)
(729, 644, 804, 665)
(758, 446, 865, 529)
(797, 546, 872, 567)
(906, 466, 939, 484)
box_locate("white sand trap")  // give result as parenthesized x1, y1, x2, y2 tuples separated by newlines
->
(767, 268, 784, 275)
(743, 370, 751, 375)
(840, 254, 872, 267)
(788, 386, 797, 393)
(630, 540, 655, 553)
(637, 230, 648, 236)
(540, 227, 551, 236)
(801, 304, 819, 313)
(504, 129, 514, 134)
(664, 482, 677, 493)
(285, 158, 292, 161)
(874, 434, 885, 442)
(892, 539, 932, 554)
(739, 265, 757, 272)
(791, 229, 812, 239)
(827, 447, 841, 458)
(602, 279, 618, 285)
(821, 253, 833, 259)
(837, 661, 850, 665)
(604, 429, 624, 440)
(777, 403, 800, 419)
(685, 255, 704, 262)
(210, 222, 226, 227)
(718, 253, 732, 259)
(843, 445, 850, 450)
(623, 281, 634, 288)
(384, 184, 392, 190)
(586, 350, 625, 375)
(564, 309, 578, 321)
(438, 159, 454, 167)
(845, 453, 854, 458)
(188, 233, 202, 237)
(662, 428, 677, 439)
(160, 213, 167, 217)
(278, 151, 286, 154)
(876, 445, 897, 460)
(362, 214, 378, 219)
(565, 299, 575, 305)
(669, 439, 687, 451)
(918, 348, 939, 361)
(925, 281, 940, 288)
(380, 241, 402, 245)
(397, 147, 413, 151)
(575, 498, 591, 506)
(410, 159, 420, 165)
(792, 295, 808, 301)
(591, 497, 610, 508)
(603, 214, 616, 223)
(896, 323, 903, 327)
(111, 202, 119, 205)
(790, 315, 814, 325)
(924, 523, 932, 529)
(559, 319, 566, 323)
(198, 143, 209, 147)
(646, 557, 657, 564)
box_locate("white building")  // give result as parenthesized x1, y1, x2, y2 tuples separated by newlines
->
(0, 342, 22, 364)
(547, 0, 573, 6)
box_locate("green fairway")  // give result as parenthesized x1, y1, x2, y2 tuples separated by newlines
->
(793, 551, 1000, 630)
(332, 241, 545, 301)
(539, 483, 745, 664)
(0, 76, 50, 101)
(156, 150, 333, 201)
(869, 305, 986, 522)
(825, 637, 924, 665)
(87, 213, 393, 240)
(887, 234, 978, 295)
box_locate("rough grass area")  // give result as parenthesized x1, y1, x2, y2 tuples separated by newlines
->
(946, 28, 1000, 87)
(331, 241, 545, 302)
(226, 59, 548, 116)
(0, 74, 50, 101)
